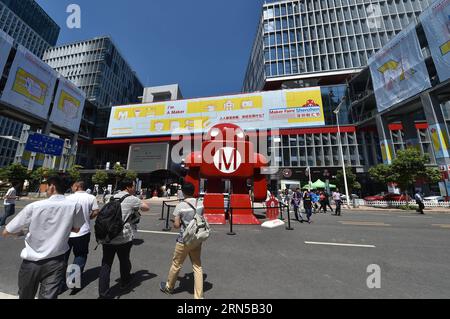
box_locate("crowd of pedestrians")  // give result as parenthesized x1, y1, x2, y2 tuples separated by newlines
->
(1, 176, 206, 300)
(280, 188, 344, 223)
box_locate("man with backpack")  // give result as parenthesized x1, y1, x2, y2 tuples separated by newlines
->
(160, 182, 207, 299)
(97, 179, 150, 299)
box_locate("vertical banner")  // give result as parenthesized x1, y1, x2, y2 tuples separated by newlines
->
(50, 76, 86, 133)
(420, 0, 450, 82)
(429, 123, 450, 159)
(0, 30, 13, 77)
(369, 24, 431, 113)
(380, 140, 393, 164)
(1, 45, 58, 120)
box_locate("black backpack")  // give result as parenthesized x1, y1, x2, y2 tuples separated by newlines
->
(94, 194, 131, 245)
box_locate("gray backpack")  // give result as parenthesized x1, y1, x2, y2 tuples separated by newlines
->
(182, 201, 211, 247)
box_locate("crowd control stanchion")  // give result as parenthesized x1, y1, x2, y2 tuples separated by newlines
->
(227, 207, 236, 236)
(278, 202, 284, 221)
(163, 204, 171, 232)
(160, 201, 166, 220)
(285, 204, 294, 230)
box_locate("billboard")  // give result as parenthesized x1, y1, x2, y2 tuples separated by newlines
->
(25, 133, 65, 156)
(420, 0, 450, 82)
(127, 143, 169, 172)
(1, 45, 58, 120)
(0, 30, 13, 78)
(50, 76, 86, 133)
(369, 24, 431, 113)
(107, 87, 325, 138)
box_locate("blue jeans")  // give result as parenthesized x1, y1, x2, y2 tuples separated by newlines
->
(0, 204, 15, 226)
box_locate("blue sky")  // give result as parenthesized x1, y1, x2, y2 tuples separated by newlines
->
(36, 0, 266, 99)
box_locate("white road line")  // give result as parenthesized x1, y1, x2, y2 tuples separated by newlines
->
(305, 241, 376, 248)
(138, 230, 179, 235)
(0, 292, 18, 299)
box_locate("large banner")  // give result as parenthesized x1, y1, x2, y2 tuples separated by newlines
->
(0, 30, 13, 77)
(420, 0, 450, 82)
(50, 76, 86, 133)
(1, 45, 58, 120)
(369, 24, 431, 113)
(107, 87, 325, 138)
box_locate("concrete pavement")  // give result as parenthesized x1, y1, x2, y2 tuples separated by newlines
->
(1, 207, 450, 299)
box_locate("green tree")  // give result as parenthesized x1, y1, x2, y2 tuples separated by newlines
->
(92, 170, 109, 187)
(0, 163, 29, 186)
(30, 167, 58, 185)
(67, 165, 83, 183)
(125, 170, 138, 181)
(112, 163, 126, 191)
(369, 148, 441, 194)
(335, 168, 361, 194)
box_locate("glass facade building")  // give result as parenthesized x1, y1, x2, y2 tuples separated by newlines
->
(43, 37, 144, 139)
(243, 0, 433, 93)
(0, 0, 59, 58)
(0, 0, 60, 168)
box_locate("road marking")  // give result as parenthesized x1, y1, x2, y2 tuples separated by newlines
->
(138, 230, 179, 235)
(432, 224, 450, 229)
(398, 216, 432, 219)
(339, 221, 391, 227)
(0, 292, 18, 299)
(305, 241, 376, 248)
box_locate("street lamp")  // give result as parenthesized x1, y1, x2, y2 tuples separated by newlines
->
(333, 97, 351, 209)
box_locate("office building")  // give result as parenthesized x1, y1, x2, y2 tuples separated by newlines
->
(0, 0, 60, 168)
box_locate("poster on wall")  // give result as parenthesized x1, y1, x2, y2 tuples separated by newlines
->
(107, 87, 325, 138)
(420, 0, 450, 82)
(369, 24, 431, 113)
(0, 30, 13, 78)
(1, 45, 58, 120)
(50, 76, 86, 133)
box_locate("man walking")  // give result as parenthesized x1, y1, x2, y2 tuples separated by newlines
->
(415, 191, 425, 214)
(333, 189, 342, 216)
(65, 181, 100, 291)
(98, 179, 150, 299)
(0, 184, 18, 227)
(160, 183, 205, 299)
(2, 176, 84, 299)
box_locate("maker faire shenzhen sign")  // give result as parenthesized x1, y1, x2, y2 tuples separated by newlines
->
(107, 87, 325, 138)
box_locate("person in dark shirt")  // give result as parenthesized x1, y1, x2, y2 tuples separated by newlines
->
(303, 190, 313, 224)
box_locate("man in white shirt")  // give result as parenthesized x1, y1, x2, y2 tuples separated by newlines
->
(2, 176, 84, 299)
(332, 189, 342, 216)
(65, 181, 100, 288)
(1, 184, 18, 227)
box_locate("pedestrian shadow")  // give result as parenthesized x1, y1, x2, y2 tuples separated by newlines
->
(109, 270, 157, 299)
(69, 266, 101, 296)
(172, 273, 213, 296)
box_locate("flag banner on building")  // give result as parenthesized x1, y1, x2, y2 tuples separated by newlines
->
(429, 123, 450, 159)
(107, 87, 325, 138)
(368, 23, 431, 113)
(0, 30, 13, 79)
(50, 76, 86, 133)
(420, 0, 450, 82)
(1, 45, 57, 120)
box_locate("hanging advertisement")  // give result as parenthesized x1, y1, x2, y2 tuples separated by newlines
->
(429, 123, 450, 159)
(107, 87, 325, 138)
(50, 76, 86, 133)
(0, 30, 13, 78)
(420, 0, 450, 82)
(1, 45, 58, 120)
(369, 24, 431, 113)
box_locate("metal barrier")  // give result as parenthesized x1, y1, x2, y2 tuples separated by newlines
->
(364, 200, 450, 208)
(159, 200, 295, 234)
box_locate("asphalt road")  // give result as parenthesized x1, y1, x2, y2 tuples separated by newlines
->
(1, 201, 450, 299)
